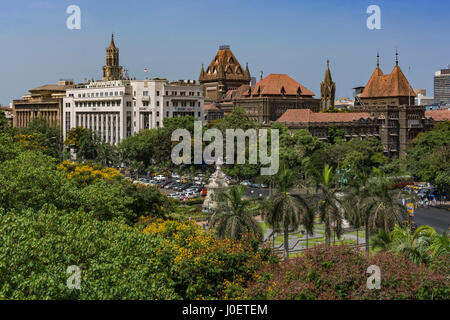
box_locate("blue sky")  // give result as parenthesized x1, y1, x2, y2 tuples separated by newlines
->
(0, 0, 449, 105)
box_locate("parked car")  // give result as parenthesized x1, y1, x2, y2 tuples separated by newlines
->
(179, 183, 193, 191)
(154, 175, 167, 181)
(171, 173, 180, 179)
(260, 183, 269, 188)
(241, 180, 251, 186)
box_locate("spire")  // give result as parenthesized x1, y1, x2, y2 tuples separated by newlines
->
(395, 49, 398, 66)
(377, 52, 380, 67)
(109, 33, 117, 49)
(260, 70, 263, 80)
(324, 59, 332, 82)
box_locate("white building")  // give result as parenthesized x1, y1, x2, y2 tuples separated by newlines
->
(63, 79, 204, 145)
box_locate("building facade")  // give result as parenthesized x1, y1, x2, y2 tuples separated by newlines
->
(62, 35, 204, 145)
(199, 45, 251, 102)
(434, 67, 450, 106)
(276, 109, 380, 142)
(358, 53, 432, 156)
(220, 73, 320, 123)
(12, 80, 74, 140)
(63, 78, 204, 145)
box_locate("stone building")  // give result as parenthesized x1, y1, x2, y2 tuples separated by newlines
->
(320, 60, 336, 111)
(276, 109, 380, 142)
(221, 73, 320, 123)
(12, 80, 74, 140)
(103, 34, 123, 81)
(275, 53, 435, 157)
(359, 52, 432, 156)
(199, 45, 251, 102)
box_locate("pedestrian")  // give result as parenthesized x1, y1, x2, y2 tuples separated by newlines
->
(433, 197, 437, 206)
(402, 198, 406, 206)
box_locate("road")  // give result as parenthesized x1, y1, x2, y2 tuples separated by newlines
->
(414, 206, 450, 234)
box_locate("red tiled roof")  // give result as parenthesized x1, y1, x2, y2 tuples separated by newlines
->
(243, 74, 314, 97)
(199, 47, 250, 82)
(276, 109, 371, 123)
(425, 109, 450, 121)
(223, 84, 251, 101)
(204, 104, 219, 111)
(360, 65, 416, 98)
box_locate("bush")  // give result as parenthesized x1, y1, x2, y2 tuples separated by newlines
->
(247, 245, 449, 300)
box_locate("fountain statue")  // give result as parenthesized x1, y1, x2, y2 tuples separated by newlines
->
(202, 158, 229, 212)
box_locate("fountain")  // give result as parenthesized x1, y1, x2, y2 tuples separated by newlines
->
(202, 158, 229, 212)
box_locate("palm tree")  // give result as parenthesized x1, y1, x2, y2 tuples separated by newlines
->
(264, 167, 314, 259)
(371, 225, 443, 264)
(210, 185, 262, 241)
(310, 164, 343, 247)
(344, 169, 405, 257)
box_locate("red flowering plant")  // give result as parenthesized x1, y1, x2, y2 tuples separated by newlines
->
(247, 244, 449, 300)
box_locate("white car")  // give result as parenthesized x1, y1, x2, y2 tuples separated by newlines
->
(154, 175, 166, 181)
(171, 173, 180, 179)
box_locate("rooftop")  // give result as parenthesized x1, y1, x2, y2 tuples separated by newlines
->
(243, 74, 315, 97)
(276, 109, 372, 123)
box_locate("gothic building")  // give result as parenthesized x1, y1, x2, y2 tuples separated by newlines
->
(320, 60, 336, 111)
(102, 34, 123, 81)
(275, 53, 435, 158)
(199, 45, 251, 102)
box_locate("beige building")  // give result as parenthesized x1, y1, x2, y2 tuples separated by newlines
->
(12, 80, 74, 140)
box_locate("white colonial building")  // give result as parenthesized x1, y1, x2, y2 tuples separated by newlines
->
(63, 78, 204, 145)
(62, 34, 204, 145)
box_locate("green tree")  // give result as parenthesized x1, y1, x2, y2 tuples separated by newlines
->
(310, 164, 343, 247)
(0, 133, 21, 162)
(407, 121, 450, 193)
(371, 225, 449, 265)
(264, 167, 313, 258)
(210, 185, 262, 240)
(0, 206, 177, 299)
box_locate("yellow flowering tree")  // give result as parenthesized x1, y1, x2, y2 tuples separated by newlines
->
(57, 160, 123, 187)
(143, 219, 275, 299)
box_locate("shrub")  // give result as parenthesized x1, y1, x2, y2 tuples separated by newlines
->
(247, 245, 449, 300)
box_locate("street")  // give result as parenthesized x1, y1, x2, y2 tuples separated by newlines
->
(414, 206, 450, 234)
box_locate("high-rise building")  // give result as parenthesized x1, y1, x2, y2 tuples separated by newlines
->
(434, 67, 450, 106)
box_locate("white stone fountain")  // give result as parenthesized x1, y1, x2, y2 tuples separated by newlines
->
(202, 158, 229, 212)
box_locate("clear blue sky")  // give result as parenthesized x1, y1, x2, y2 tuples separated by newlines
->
(1, 0, 449, 105)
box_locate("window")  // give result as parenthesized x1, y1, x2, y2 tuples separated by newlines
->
(143, 101, 149, 106)
(143, 91, 148, 96)
(166, 111, 169, 117)
(157, 91, 160, 96)
(157, 101, 160, 106)
(166, 101, 169, 107)
(165, 91, 168, 96)
(157, 111, 160, 117)
(66, 103, 70, 108)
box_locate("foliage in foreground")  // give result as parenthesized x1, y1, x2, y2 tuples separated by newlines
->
(247, 245, 449, 300)
(0, 207, 273, 300)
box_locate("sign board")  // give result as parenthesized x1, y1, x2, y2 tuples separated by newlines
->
(406, 203, 414, 216)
